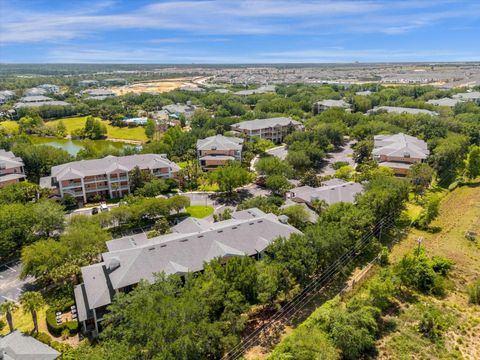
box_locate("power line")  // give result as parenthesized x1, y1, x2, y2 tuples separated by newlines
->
(224, 216, 397, 359)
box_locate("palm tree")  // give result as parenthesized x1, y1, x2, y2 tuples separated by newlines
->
(19, 291, 44, 333)
(0, 300, 18, 333)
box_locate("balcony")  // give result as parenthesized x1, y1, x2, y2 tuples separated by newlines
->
(110, 176, 128, 182)
(84, 176, 108, 184)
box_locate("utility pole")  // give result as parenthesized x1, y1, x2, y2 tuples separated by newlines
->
(416, 236, 424, 256)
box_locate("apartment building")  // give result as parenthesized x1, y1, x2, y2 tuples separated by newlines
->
(0, 149, 26, 188)
(230, 117, 303, 143)
(287, 179, 363, 207)
(40, 154, 180, 203)
(312, 99, 351, 114)
(74, 208, 301, 336)
(196, 134, 243, 170)
(372, 133, 429, 176)
(367, 106, 438, 116)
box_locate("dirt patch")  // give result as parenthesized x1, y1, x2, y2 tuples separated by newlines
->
(111, 76, 208, 95)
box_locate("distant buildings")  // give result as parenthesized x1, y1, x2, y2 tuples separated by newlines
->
(367, 106, 438, 116)
(0, 330, 60, 360)
(0, 149, 26, 188)
(452, 91, 480, 105)
(78, 80, 100, 87)
(162, 103, 196, 119)
(122, 117, 148, 126)
(0, 90, 16, 105)
(313, 99, 351, 114)
(37, 83, 60, 94)
(81, 88, 116, 100)
(39, 154, 180, 203)
(355, 90, 372, 96)
(233, 85, 276, 96)
(230, 117, 303, 143)
(196, 134, 244, 170)
(14, 95, 71, 109)
(373, 133, 429, 176)
(74, 207, 301, 336)
(427, 98, 461, 107)
(287, 179, 363, 207)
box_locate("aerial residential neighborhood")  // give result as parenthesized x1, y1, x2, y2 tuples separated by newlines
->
(0, 1, 479, 360)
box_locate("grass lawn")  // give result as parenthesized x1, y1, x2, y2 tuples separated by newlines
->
(0, 120, 19, 132)
(186, 205, 214, 218)
(47, 116, 148, 142)
(0, 305, 48, 336)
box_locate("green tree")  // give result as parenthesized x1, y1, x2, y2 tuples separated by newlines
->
(19, 291, 44, 333)
(134, 178, 169, 197)
(415, 194, 441, 230)
(311, 198, 328, 215)
(255, 156, 293, 177)
(128, 166, 149, 193)
(265, 175, 291, 196)
(430, 134, 469, 185)
(0, 300, 18, 333)
(168, 195, 191, 214)
(281, 205, 310, 230)
(0, 181, 42, 204)
(18, 115, 44, 134)
(334, 165, 355, 181)
(145, 118, 156, 140)
(464, 144, 480, 180)
(32, 200, 65, 238)
(353, 139, 373, 165)
(408, 163, 434, 196)
(286, 150, 311, 173)
(209, 161, 252, 195)
(12, 144, 72, 182)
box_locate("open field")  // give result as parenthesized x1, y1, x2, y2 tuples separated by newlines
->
(111, 77, 207, 95)
(1, 117, 148, 141)
(48, 117, 148, 142)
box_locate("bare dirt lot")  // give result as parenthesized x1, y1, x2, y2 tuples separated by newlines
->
(111, 76, 208, 95)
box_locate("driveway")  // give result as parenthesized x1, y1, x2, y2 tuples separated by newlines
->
(266, 145, 288, 160)
(0, 261, 36, 304)
(318, 140, 356, 176)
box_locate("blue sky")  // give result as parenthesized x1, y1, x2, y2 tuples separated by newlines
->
(0, 0, 479, 63)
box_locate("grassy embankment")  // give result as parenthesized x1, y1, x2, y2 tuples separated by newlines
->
(264, 183, 480, 360)
(186, 205, 215, 219)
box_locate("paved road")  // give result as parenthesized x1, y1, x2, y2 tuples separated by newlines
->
(318, 141, 356, 176)
(266, 145, 288, 160)
(0, 261, 36, 304)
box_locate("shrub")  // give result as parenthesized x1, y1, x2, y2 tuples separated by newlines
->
(0, 319, 5, 332)
(34, 331, 52, 346)
(468, 279, 480, 305)
(418, 306, 448, 340)
(46, 307, 79, 337)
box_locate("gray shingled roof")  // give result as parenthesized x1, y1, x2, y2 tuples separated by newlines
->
(373, 133, 429, 159)
(196, 135, 243, 151)
(0, 149, 24, 169)
(427, 98, 461, 107)
(0, 331, 59, 360)
(289, 179, 363, 205)
(76, 208, 301, 318)
(315, 99, 350, 108)
(368, 106, 438, 116)
(231, 117, 301, 131)
(452, 91, 480, 101)
(50, 154, 180, 181)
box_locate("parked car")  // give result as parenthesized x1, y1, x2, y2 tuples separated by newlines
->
(91, 207, 99, 215)
(100, 203, 109, 212)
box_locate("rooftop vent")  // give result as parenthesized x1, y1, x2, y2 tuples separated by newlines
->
(278, 215, 289, 224)
(217, 230, 223, 233)
(107, 257, 121, 271)
(181, 239, 189, 242)
(160, 244, 167, 248)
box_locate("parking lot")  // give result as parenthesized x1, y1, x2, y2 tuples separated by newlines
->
(0, 261, 36, 304)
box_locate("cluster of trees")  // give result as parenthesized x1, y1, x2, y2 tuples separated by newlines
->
(0, 197, 65, 260)
(271, 249, 453, 359)
(72, 174, 409, 358)
(71, 116, 107, 139)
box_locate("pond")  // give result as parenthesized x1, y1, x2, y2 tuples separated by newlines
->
(30, 137, 132, 156)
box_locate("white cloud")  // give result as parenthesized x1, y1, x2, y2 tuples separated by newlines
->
(1, 0, 478, 43)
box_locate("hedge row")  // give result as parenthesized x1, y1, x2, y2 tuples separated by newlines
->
(45, 303, 79, 337)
